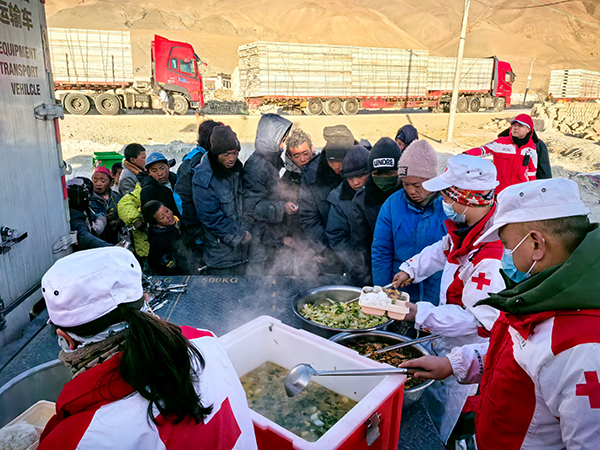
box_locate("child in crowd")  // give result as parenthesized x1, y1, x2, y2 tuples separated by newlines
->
(142, 200, 191, 275)
(111, 162, 123, 193)
(91, 166, 123, 244)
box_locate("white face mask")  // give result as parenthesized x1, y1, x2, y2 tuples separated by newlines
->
(58, 321, 129, 353)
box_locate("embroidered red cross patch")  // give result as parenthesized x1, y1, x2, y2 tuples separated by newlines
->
(576, 371, 600, 409)
(472, 272, 491, 291)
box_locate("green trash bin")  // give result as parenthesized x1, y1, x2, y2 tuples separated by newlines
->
(93, 151, 124, 170)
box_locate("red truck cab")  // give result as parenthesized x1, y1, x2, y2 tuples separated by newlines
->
(152, 35, 204, 108)
(494, 60, 515, 107)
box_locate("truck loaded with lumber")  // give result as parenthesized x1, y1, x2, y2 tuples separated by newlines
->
(238, 41, 515, 115)
(548, 69, 600, 102)
(48, 28, 205, 115)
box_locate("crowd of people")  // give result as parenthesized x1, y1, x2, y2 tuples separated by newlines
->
(37, 111, 600, 450)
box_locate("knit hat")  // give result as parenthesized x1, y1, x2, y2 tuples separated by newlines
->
(93, 166, 113, 179)
(368, 137, 401, 173)
(323, 125, 355, 161)
(397, 140, 438, 179)
(210, 125, 241, 155)
(342, 145, 370, 179)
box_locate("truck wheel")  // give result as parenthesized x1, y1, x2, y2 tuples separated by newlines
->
(94, 93, 121, 115)
(494, 97, 506, 112)
(457, 97, 469, 113)
(341, 98, 359, 115)
(172, 94, 189, 115)
(468, 96, 481, 113)
(324, 98, 342, 116)
(304, 98, 323, 116)
(64, 93, 91, 115)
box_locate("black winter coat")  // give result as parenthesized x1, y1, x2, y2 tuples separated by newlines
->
(351, 177, 402, 285)
(147, 222, 190, 275)
(498, 128, 552, 179)
(326, 181, 360, 274)
(243, 114, 292, 263)
(175, 146, 206, 227)
(69, 208, 112, 251)
(140, 171, 181, 218)
(192, 152, 249, 269)
(299, 152, 343, 254)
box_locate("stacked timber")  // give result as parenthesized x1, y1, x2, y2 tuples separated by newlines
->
(48, 28, 134, 84)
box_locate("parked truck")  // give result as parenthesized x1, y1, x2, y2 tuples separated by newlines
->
(48, 28, 204, 115)
(0, 0, 72, 347)
(238, 41, 515, 115)
(549, 69, 600, 101)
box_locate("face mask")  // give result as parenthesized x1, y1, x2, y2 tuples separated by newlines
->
(373, 176, 399, 192)
(443, 201, 468, 223)
(500, 233, 538, 283)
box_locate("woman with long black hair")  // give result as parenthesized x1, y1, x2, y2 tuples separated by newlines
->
(38, 247, 257, 450)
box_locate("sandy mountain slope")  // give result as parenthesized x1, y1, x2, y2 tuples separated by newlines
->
(46, 0, 600, 92)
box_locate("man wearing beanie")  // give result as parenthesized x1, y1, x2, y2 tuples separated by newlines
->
(350, 137, 403, 285)
(192, 125, 251, 275)
(243, 113, 293, 275)
(372, 140, 447, 305)
(299, 124, 355, 273)
(465, 113, 539, 192)
(391, 154, 505, 444)
(326, 145, 370, 281)
(395, 124, 419, 151)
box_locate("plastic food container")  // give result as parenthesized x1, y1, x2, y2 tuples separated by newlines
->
(359, 288, 410, 320)
(1, 400, 56, 450)
(219, 316, 406, 450)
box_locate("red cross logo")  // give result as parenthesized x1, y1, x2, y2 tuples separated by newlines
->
(472, 272, 491, 291)
(576, 371, 600, 409)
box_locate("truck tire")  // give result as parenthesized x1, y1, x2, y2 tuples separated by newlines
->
(324, 98, 342, 116)
(172, 94, 189, 115)
(341, 98, 359, 115)
(457, 97, 469, 113)
(494, 97, 506, 112)
(94, 93, 121, 115)
(304, 98, 323, 116)
(64, 93, 91, 115)
(468, 96, 481, 113)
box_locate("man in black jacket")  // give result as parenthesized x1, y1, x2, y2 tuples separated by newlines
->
(140, 152, 180, 219)
(299, 124, 355, 274)
(243, 113, 293, 275)
(67, 179, 111, 251)
(351, 137, 403, 285)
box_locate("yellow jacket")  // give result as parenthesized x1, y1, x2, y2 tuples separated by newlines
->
(117, 184, 149, 257)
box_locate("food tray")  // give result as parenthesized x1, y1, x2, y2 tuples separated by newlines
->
(2, 400, 56, 450)
(359, 288, 410, 321)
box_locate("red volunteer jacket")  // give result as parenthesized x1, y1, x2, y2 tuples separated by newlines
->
(449, 310, 600, 449)
(38, 327, 257, 450)
(466, 134, 537, 193)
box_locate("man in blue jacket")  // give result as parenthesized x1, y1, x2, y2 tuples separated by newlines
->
(372, 140, 446, 304)
(192, 125, 251, 275)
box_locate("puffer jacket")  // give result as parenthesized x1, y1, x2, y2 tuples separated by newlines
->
(192, 152, 249, 269)
(371, 190, 447, 304)
(298, 152, 343, 254)
(140, 171, 182, 218)
(175, 145, 207, 227)
(351, 177, 402, 285)
(243, 114, 292, 263)
(117, 184, 149, 258)
(90, 190, 123, 244)
(496, 127, 552, 180)
(69, 208, 112, 251)
(326, 180, 360, 277)
(466, 131, 538, 193)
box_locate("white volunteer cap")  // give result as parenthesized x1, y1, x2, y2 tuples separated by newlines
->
(43, 247, 143, 328)
(423, 154, 499, 192)
(476, 178, 590, 244)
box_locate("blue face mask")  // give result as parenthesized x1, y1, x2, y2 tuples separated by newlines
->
(443, 200, 468, 223)
(501, 233, 537, 283)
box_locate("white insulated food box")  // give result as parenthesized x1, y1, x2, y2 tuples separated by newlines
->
(219, 316, 406, 450)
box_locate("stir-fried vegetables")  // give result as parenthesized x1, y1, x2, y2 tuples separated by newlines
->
(301, 301, 388, 329)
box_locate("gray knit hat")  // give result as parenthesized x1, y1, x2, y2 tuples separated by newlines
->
(342, 145, 370, 178)
(397, 140, 438, 179)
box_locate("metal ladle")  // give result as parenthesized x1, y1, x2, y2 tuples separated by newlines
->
(364, 334, 442, 357)
(284, 363, 423, 397)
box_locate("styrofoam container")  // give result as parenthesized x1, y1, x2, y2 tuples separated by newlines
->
(2, 400, 56, 450)
(219, 316, 405, 450)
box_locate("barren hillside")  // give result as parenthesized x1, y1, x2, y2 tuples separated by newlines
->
(46, 0, 600, 93)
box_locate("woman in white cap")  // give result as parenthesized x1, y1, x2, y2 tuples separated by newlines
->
(391, 154, 506, 444)
(38, 247, 257, 450)
(402, 178, 600, 450)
